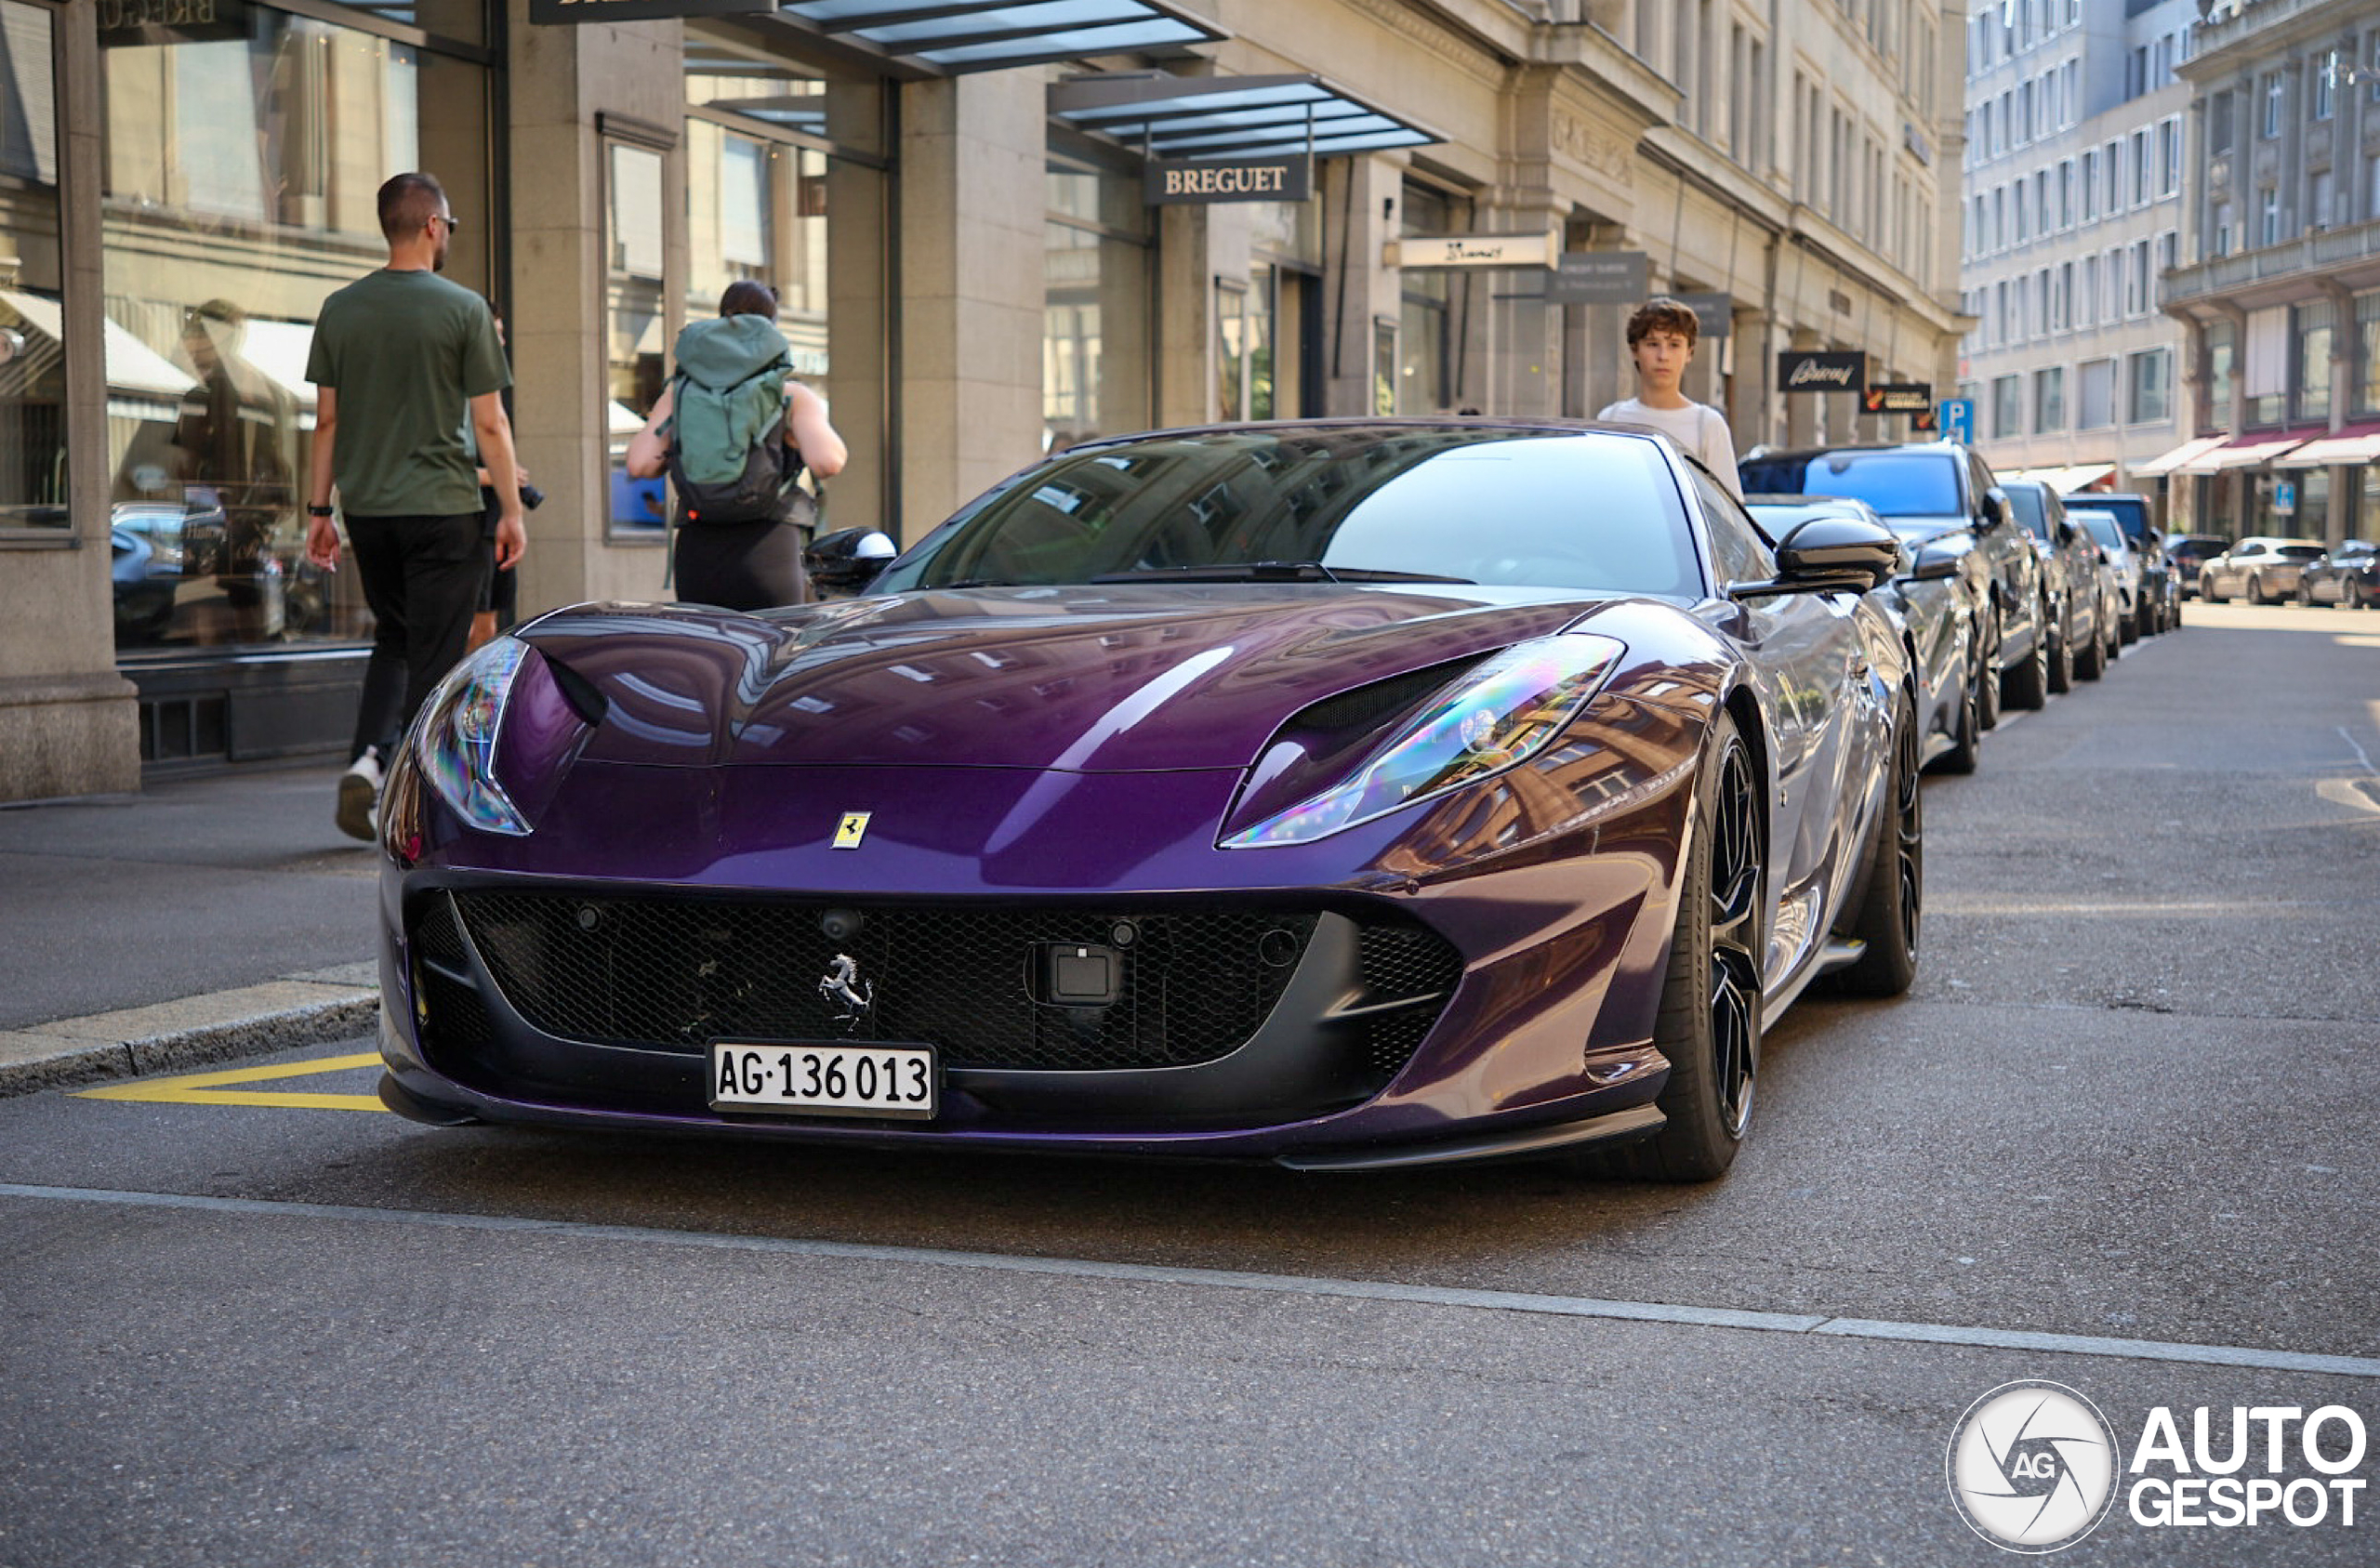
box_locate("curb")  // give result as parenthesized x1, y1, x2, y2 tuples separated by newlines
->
(0, 975, 382, 1100)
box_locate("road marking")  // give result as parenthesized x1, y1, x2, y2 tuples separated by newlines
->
(73, 1052, 387, 1112)
(2338, 726, 2376, 775)
(2, 1180, 2374, 1379)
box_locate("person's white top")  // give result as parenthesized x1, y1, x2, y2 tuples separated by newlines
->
(1596, 397, 1741, 500)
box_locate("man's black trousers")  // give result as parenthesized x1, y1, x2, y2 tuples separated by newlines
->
(345, 511, 483, 764)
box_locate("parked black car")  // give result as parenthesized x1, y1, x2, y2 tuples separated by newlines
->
(1741, 441, 2045, 720)
(2066, 492, 2170, 634)
(2298, 541, 2377, 608)
(2001, 479, 2112, 691)
(1749, 494, 1987, 773)
(2165, 534, 2228, 600)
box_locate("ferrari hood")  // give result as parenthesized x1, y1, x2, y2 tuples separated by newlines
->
(516, 585, 1617, 771)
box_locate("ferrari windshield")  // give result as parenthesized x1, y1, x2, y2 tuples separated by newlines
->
(875, 426, 1703, 598)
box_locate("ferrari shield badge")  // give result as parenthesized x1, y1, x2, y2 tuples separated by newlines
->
(832, 811, 871, 850)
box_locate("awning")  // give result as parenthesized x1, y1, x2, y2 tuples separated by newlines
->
(773, 1, 1225, 74)
(2004, 463, 2116, 493)
(1, 289, 196, 402)
(2129, 435, 2227, 478)
(2271, 423, 2380, 468)
(2185, 433, 2311, 473)
(1049, 72, 1441, 160)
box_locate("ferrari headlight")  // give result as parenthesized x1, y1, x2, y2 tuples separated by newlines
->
(1223, 633, 1626, 848)
(410, 635, 530, 836)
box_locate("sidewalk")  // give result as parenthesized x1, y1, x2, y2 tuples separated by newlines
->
(0, 764, 383, 1097)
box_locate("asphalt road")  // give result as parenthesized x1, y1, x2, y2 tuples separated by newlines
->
(3, 602, 2374, 1566)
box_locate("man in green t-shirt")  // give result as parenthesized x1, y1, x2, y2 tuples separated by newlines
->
(304, 171, 524, 841)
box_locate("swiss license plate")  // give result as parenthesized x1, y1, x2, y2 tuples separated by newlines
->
(708, 1041, 938, 1120)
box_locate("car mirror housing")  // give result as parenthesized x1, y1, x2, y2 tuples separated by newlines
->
(1909, 547, 1963, 582)
(803, 527, 899, 596)
(1976, 487, 2010, 533)
(2056, 520, 2079, 547)
(1735, 514, 1899, 597)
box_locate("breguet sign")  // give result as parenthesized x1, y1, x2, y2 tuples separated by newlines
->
(1145, 155, 1313, 205)
(1775, 349, 1868, 395)
(98, 0, 248, 46)
(529, 0, 775, 22)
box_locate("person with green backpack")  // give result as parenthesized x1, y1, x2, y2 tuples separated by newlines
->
(626, 281, 846, 609)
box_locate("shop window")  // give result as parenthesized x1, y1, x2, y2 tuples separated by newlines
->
(100, 1, 489, 653)
(1044, 155, 1149, 452)
(604, 135, 668, 538)
(0, 0, 63, 532)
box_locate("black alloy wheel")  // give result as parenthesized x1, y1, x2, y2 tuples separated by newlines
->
(2003, 621, 2049, 711)
(1593, 717, 1764, 1183)
(2046, 607, 2073, 694)
(1832, 693, 1923, 998)
(1928, 651, 1983, 775)
(1976, 613, 2004, 730)
(2073, 613, 2106, 680)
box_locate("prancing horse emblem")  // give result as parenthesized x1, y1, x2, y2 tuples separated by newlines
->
(818, 953, 874, 1030)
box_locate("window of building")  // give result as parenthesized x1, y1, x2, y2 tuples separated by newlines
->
(2294, 300, 2334, 425)
(2260, 186, 2281, 248)
(2262, 71, 2284, 138)
(2311, 167, 2336, 232)
(1045, 154, 1153, 448)
(2244, 303, 2288, 426)
(2077, 358, 2114, 430)
(604, 137, 667, 537)
(2057, 260, 2074, 330)
(2314, 50, 2337, 120)
(1992, 374, 2022, 439)
(1397, 183, 1461, 415)
(2081, 149, 2098, 223)
(2213, 200, 2236, 258)
(2126, 46, 2147, 100)
(2033, 367, 2064, 433)
(100, 0, 493, 651)
(2058, 160, 2074, 229)
(2127, 349, 2170, 424)
(2105, 138, 2122, 211)
(2159, 118, 2181, 197)
(2209, 90, 2233, 155)
(2356, 292, 2380, 416)
(0, 0, 62, 534)
(2130, 128, 2150, 206)
(2080, 254, 2098, 327)
(2205, 319, 2235, 425)
(2126, 240, 2149, 317)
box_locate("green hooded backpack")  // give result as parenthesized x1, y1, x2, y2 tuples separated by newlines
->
(663, 313, 799, 525)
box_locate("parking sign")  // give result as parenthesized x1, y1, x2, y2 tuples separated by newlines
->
(1939, 399, 1976, 444)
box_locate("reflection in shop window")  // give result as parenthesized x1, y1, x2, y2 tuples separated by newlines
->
(100, 3, 487, 652)
(606, 140, 668, 537)
(1214, 280, 1246, 421)
(1044, 157, 1148, 452)
(0, 0, 64, 529)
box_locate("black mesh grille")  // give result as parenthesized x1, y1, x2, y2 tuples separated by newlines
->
(437, 891, 1323, 1072)
(1355, 922, 1464, 1079)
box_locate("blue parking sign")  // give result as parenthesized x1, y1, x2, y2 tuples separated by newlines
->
(1939, 399, 1976, 444)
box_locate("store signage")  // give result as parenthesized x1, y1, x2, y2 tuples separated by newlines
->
(1776, 349, 1868, 395)
(1674, 291, 1733, 340)
(1390, 231, 1563, 270)
(1544, 250, 1647, 304)
(97, 0, 249, 46)
(1144, 155, 1312, 205)
(1864, 382, 1933, 415)
(528, 0, 775, 23)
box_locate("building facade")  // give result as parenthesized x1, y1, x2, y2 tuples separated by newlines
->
(0, 0, 1967, 802)
(2161, 0, 2380, 545)
(1954, 0, 2197, 502)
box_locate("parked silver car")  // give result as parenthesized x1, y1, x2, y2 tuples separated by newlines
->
(2195, 535, 2327, 604)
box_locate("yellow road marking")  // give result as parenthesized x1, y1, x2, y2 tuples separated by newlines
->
(75, 1051, 389, 1112)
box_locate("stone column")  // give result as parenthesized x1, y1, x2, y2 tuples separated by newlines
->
(1319, 155, 1407, 416)
(896, 72, 1046, 537)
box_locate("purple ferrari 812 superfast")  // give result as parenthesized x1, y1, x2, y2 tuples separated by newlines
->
(375, 419, 1924, 1180)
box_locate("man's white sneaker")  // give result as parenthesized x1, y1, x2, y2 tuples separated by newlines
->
(337, 749, 384, 842)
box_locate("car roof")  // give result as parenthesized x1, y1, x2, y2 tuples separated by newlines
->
(2235, 535, 2325, 548)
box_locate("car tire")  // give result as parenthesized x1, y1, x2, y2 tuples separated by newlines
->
(1830, 693, 1923, 999)
(1928, 654, 1983, 775)
(2003, 625, 2049, 710)
(2351, 581, 2371, 610)
(2298, 581, 2316, 607)
(2123, 602, 2144, 642)
(2200, 574, 2223, 603)
(2073, 620, 2106, 680)
(1977, 615, 2004, 730)
(2046, 614, 2073, 694)
(2247, 573, 2270, 605)
(1593, 716, 1764, 1183)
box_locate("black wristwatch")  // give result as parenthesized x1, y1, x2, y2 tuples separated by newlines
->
(308, 505, 335, 518)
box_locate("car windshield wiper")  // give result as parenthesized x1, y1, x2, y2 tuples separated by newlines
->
(1090, 561, 1474, 585)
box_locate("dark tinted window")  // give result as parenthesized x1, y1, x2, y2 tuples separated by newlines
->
(2278, 545, 2326, 560)
(2085, 494, 2152, 542)
(1692, 470, 1777, 586)
(882, 428, 1702, 597)
(2075, 512, 2124, 550)
(1735, 452, 1963, 517)
(2003, 484, 2052, 540)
